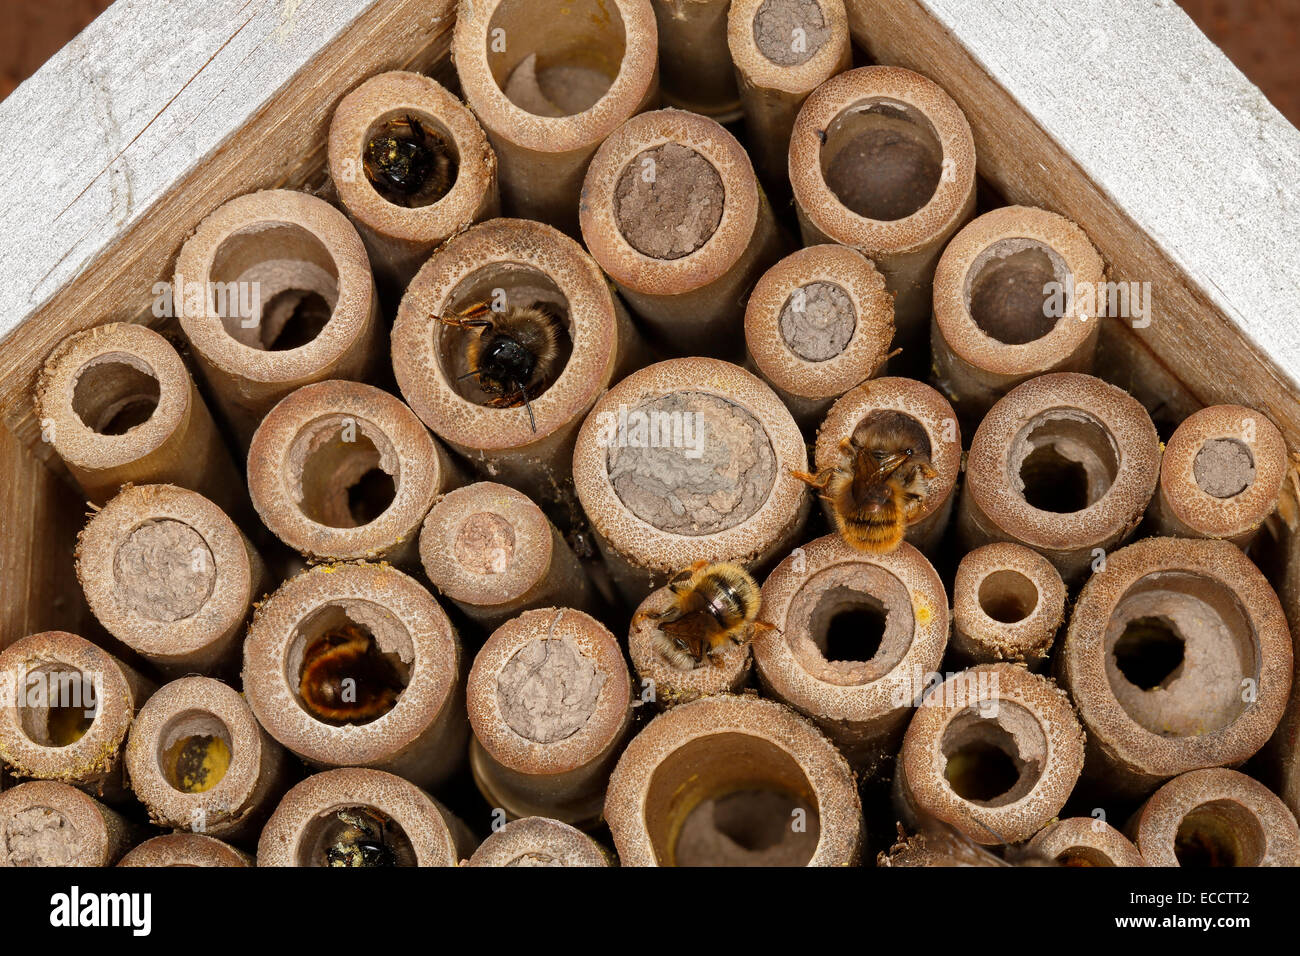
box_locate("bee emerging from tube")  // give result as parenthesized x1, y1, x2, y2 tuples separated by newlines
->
(637, 561, 772, 669)
(298, 622, 405, 726)
(325, 807, 397, 867)
(793, 411, 937, 554)
(363, 113, 456, 207)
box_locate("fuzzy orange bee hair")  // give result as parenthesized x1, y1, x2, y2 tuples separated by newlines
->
(637, 560, 773, 669)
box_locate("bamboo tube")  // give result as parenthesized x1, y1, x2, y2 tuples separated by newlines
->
(328, 70, 499, 290)
(467, 816, 613, 867)
(452, 0, 659, 232)
(1026, 817, 1145, 867)
(727, 0, 851, 188)
(1060, 537, 1292, 798)
(173, 189, 382, 445)
(247, 380, 455, 565)
(0, 781, 135, 867)
(580, 108, 785, 359)
(896, 663, 1085, 845)
(419, 481, 595, 631)
(257, 767, 475, 866)
(124, 677, 290, 843)
(118, 833, 253, 867)
(652, 0, 738, 119)
(604, 694, 862, 866)
(76, 484, 269, 678)
(743, 244, 895, 428)
(1128, 768, 1300, 867)
(950, 542, 1066, 669)
(572, 358, 810, 602)
(241, 563, 468, 791)
(958, 372, 1160, 584)
(467, 608, 631, 827)
(35, 323, 244, 512)
(790, 66, 976, 358)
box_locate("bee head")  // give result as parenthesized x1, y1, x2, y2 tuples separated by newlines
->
(478, 333, 537, 393)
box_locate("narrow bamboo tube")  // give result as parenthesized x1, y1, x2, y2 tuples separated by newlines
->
(452, 0, 659, 232)
(727, 0, 851, 188)
(328, 70, 499, 289)
(604, 694, 862, 866)
(36, 323, 243, 512)
(0, 781, 135, 867)
(174, 189, 382, 444)
(652, 0, 739, 120)
(1060, 537, 1292, 798)
(241, 563, 468, 791)
(119, 834, 253, 867)
(572, 358, 810, 602)
(958, 372, 1160, 584)
(1128, 768, 1300, 867)
(1148, 404, 1288, 548)
(419, 482, 595, 631)
(744, 245, 895, 428)
(0, 631, 153, 800)
(467, 608, 631, 827)
(76, 484, 269, 678)
(467, 816, 613, 867)
(580, 109, 785, 359)
(790, 66, 976, 357)
(931, 206, 1106, 430)
(950, 543, 1066, 668)
(1026, 817, 1145, 867)
(896, 663, 1085, 845)
(124, 677, 290, 842)
(258, 767, 475, 867)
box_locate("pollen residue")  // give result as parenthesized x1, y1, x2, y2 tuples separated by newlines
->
(912, 594, 933, 627)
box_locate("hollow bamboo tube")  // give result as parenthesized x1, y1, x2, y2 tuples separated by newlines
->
(452, 0, 659, 232)
(790, 66, 976, 358)
(950, 542, 1066, 669)
(36, 323, 244, 512)
(124, 677, 290, 843)
(958, 372, 1160, 584)
(0, 781, 135, 867)
(419, 481, 595, 631)
(1128, 768, 1300, 867)
(1059, 537, 1292, 798)
(119, 833, 253, 867)
(930, 206, 1106, 431)
(743, 244, 895, 428)
(1026, 817, 1145, 867)
(466, 608, 632, 827)
(467, 816, 613, 867)
(651, 0, 739, 120)
(572, 358, 810, 602)
(604, 694, 862, 866)
(727, 0, 851, 188)
(580, 109, 785, 359)
(0, 631, 153, 800)
(392, 218, 644, 507)
(241, 563, 468, 791)
(76, 484, 270, 678)
(328, 71, 499, 290)
(173, 189, 382, 445)
(257, 767, 475, 866)
(896, 663, 1085, 845)
(1148, 404, 1288, 548)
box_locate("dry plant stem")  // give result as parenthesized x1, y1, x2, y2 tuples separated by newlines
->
(76, 484, 270, 678)
(958, 372, 1160, 584)
(790, 66, 976, 357)
(247, 380, 454, 565)
(572, 358, 810, 602)
(124, 677, 290, 842)
(118, 833, 253, 867)
(257, 767, 474, 866)
(328, 71, 499, 290)
(754, 533, 948, 773)
(930, 206, 1106, 429)
(452, 0, 659, 232)
(419, 482, 595, 631)
(466, 608, 632, 827)
(604, 694, 862, 866)
(36, 323, 244, 512)
(896, 662, 1085, 845)
(0, 781, 135, 866)
(241, 563, 467, 791)
(466, 816, 612, 867)
(1060, 537, 1292, 798)
(1128, 768, 1300, 867)
(652, 0, 739, 119)
(0, 632, 153, 800)
(744, 245, 895, 427)
(628, 584, 752, 708)
(174, 189, 382, 445)
(1026, 817, 1145, 867)
(1148, 404, 1287, 547)
(727, 0, 852, 188)
(950, 542, 1066, 668)
(580, 109, 785, 359)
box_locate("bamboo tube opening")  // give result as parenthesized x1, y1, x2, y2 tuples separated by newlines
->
(752, 0, 833, 65)
(297, 805, 418, 867)
(1014, 411, 1120, 514)
(964, 242, 1067, 345)
(613, 145, 725, 259)
(820, 99, 944, 222)
(809, 591, 887, 665)
(0, 781, 133, 867)
(939, 701, 1046, 806)
(1193, 439, 1255, 497)
(1173, 799, 1265, 867)
(1026, 817, 1145, 867)
(155, 711, 233, 794)
(978, 570, 1038, 624)
(118, 834, 252, 867)
(467, 816, 611, 867)
(16, 663, 96, 747)
(361, 112, 460, 209)
(70, 355, 160, 435)
(293, 419, 398, 529)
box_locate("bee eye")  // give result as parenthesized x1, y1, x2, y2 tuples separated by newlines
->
(905, 448, 915, 456)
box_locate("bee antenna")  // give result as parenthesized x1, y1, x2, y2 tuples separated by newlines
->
(456, 368, 482, 382)
(519, 383, 537, 433)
